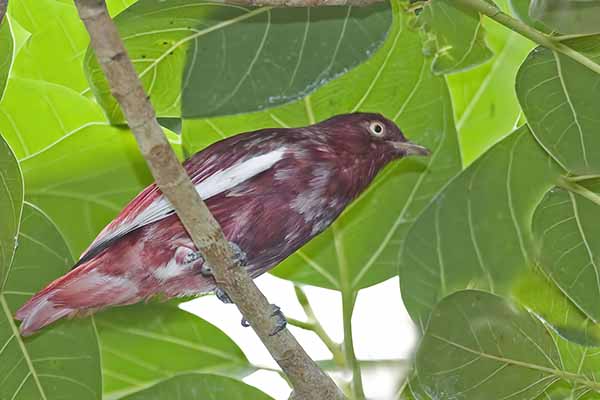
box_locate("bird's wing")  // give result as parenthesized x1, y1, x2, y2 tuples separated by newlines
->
(77, 135, 288, 265)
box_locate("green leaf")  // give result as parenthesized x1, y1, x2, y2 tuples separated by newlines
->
(96, 303, 251, 398)
(417, 0, 493, 75)
(398, 126, 561, 329)
(0, 17, 13, 102)
(516, 37, 600, 175)
(9, 0, 137, 93)
(513, 270, 600, 346)
(182, 4, 461, 290)
(0, 135, 101, 400)
(0, 129, 22, 284)
(0, 77, 181, 257)
(84, 0, 392, 123)
(532, 179, 600, 324)
(447, 0, 534, 165)
(119, 373, 274, 400)
(410, 290, 600, 400)
(530, 0, 600, 35)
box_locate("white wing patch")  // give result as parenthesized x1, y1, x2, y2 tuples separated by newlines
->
(90, 147, 288, 252)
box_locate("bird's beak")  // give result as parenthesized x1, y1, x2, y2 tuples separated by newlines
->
(391, 141, 431, 156)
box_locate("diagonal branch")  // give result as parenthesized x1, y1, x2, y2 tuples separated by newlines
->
(0, 0, 7, 25)
(72, 1, 345, 399)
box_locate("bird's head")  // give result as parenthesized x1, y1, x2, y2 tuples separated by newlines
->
(315, 112, 430, 163)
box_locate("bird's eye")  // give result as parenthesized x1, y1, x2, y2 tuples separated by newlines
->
(369, 122, 385, 136)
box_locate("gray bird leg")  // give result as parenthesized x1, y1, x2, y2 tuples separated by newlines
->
(214, 288, 233, 304)
(240, 304, 287, 336)
(203, 241, 247, 303)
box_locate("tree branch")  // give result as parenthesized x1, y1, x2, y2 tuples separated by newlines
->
(219, 0, 383, 6)
(72, 1, 345, 399)
(0, 0, 8, 25)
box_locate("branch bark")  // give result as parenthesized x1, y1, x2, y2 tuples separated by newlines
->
(0, 0, 7, 25)
(73, 1, 345, 399)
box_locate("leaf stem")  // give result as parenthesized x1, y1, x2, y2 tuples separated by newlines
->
(557, 177, 600, 207)
(454, 0, 600, 75)
(332, 223, 366, 400)
(290, 286, 346, 367)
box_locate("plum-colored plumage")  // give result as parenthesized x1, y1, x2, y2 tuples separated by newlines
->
(15, 112, 429, 336)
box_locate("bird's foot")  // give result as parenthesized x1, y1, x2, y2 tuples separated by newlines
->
(214, 288, 233, 304)
(184, 250, 203, 264)
(199, 241, 245, 278)
(240, 304, 287, 336)
(269, 304, 287, 336)
(229, 241, 247, 267)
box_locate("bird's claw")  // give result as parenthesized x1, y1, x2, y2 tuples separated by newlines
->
(269, 304, 287, 336)
(229, 242, 247, 266)
(214, 288, 233, 304)
(199, 241, 245, 278)
(239, 304, 287, 336)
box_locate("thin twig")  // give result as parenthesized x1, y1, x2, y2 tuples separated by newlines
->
(72, 1, 345, 399)
(292, 285, 345, 366)
(454, 0, 600, 75)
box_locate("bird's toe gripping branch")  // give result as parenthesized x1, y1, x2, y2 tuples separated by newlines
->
(214, 288, 233, 304)
(241, 304, 288, 336)
(200, 241, 247, 278)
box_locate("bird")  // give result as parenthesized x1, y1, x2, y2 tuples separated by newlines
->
(15, 112, 429, 336)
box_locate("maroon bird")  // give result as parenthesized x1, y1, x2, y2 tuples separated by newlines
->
(15, 112, 429, 336)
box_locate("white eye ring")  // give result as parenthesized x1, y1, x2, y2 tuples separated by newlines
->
(369, 121, 385, 136)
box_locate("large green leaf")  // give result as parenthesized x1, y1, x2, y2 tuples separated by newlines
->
(0, 136, 101, 400)
(9, 0, 136, 93)
(417, 0, 493, 75)
(84, 0, 392, 123)
(530, 0, 600, 35)
(0, 17, 13, 102)
(120, 373, 274, 400)
(0, 77, 181, 257)
(0, 132, 22, 287)
(398, 126, 561, 329)
(96, 303, 250, 398)
(182, 4, 461, 291)
(409, 290, 600, 400)
(532, 179, 600, 324)
(447, 0, 534, 165)
(516, 37, 600, 175)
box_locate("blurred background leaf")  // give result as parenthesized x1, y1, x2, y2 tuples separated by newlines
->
(530, 0, 600, 35)
(96, 302, 252, 399)
(183, 5, 461, 292)
(84, 0, 392, 123)
(120, 373, 275, 400)
(417, 0, 493, 75)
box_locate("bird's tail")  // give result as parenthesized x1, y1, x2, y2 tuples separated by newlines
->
(15, 289, 75, 336)
(15, 258, 140, 336)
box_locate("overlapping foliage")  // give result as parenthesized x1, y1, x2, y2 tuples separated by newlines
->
(1, 0, 600, 398)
